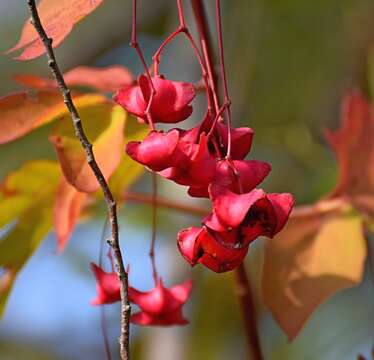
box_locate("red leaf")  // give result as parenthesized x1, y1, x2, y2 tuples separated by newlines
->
(6, 0, 104, 60)
(0, 91, 106, 144)
(53, 178, 87, 252)
(14, 65, 133, 93)
(326, 92, 374, 215)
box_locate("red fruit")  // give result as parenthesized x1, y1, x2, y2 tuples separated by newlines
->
(188, 159, 271, 198)
(208, 184, 294, 241)
(216, 123, 254, 160)
(129, 279, 192, 326)
(177, 226, 249, 273)
(126, 129, 179, 171)
(159, 133, 216, 188)
(114, 75, 195, 124)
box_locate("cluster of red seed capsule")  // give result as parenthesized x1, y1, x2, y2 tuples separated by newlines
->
(90, 0, 293, 326)
(114, 75, 294, 273)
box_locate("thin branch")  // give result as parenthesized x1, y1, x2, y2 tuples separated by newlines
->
(26, 1, 131, 359)
(121, 191, 209, 217)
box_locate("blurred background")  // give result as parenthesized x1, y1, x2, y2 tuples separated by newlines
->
(1, 0, 374, 359)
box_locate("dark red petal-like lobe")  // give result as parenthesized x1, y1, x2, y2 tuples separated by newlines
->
(196, 227, 250, 273)
(187, 133, 216, 187)
(113, 83, 146, 118)
(210, 184, 266, 229)
(177, 226, 202, 265)
(267, 193, 294, 235)
(169, 279, 193, 303)
(217, 124, 254, 159)
(130, 308, 189, 326)
(90, 263, 120, 305)
(129, 278, 192, 326)
(126, 130, 179, 171)
(138, 75, 195, 123)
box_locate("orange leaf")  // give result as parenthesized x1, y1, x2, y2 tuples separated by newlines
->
(49, 103, 126, 193)
(326, 92, 374, 215)
(0, 91, 106, 144)
(262, 200, 367, 340)
(6, 0, 104, 60)
(53, 178, 87, 253)
(13, 65, 133, 93)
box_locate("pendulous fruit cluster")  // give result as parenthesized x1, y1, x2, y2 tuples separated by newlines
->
(115, 75, 294, 273)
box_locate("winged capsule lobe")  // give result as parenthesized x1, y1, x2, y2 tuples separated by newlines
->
(114, 75, 195, 124)
(126, 129, 180, 171)
(129, 279, 192, 326)
(188, 159, 271, 198)
(216, 123, 254, 160)
(90, 263, 120, 305)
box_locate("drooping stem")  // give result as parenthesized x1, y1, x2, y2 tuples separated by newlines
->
(150, 172, 159, 284)
(215, 0, 233, 158)
(130, 0, 153, 85)
(189, 2, 263, 358)
(190, 0, 220, 114)
(26, 1, 131, 359)
(152, 0, 214, 114)
(130, 0, 155, 130)
(234, 264, 263, 360)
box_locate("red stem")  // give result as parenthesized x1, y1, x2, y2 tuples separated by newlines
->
(190, 0, 220, 114)
(150, 172, 159, 285)
(189, 2, 263, 359)
(234, 264, 263, 360)
(215, 0, 233, 158)
(130, 0, 156, 129)
(152, 0, 214, 114)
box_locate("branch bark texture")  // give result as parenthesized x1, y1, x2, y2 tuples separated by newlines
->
(26, 1, 130, 358)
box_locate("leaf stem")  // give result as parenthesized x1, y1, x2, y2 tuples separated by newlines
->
(26, 1, 131, 359)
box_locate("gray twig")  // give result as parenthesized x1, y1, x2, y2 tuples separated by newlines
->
(25, 1, 130, 358)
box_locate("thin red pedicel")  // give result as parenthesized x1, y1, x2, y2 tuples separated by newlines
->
(215, 0, 233, 158)
(130, 0, 156, 129)
(149, 172, 159, 285)
(152, 0, 214, 115)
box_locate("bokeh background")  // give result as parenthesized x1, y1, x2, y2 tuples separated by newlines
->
(1, 0, 374, 359)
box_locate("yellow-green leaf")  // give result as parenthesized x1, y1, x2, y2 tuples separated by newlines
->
(0, 161, 60, 317)
(109, 116, 149, 197)
(49, 103, 126, 193)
